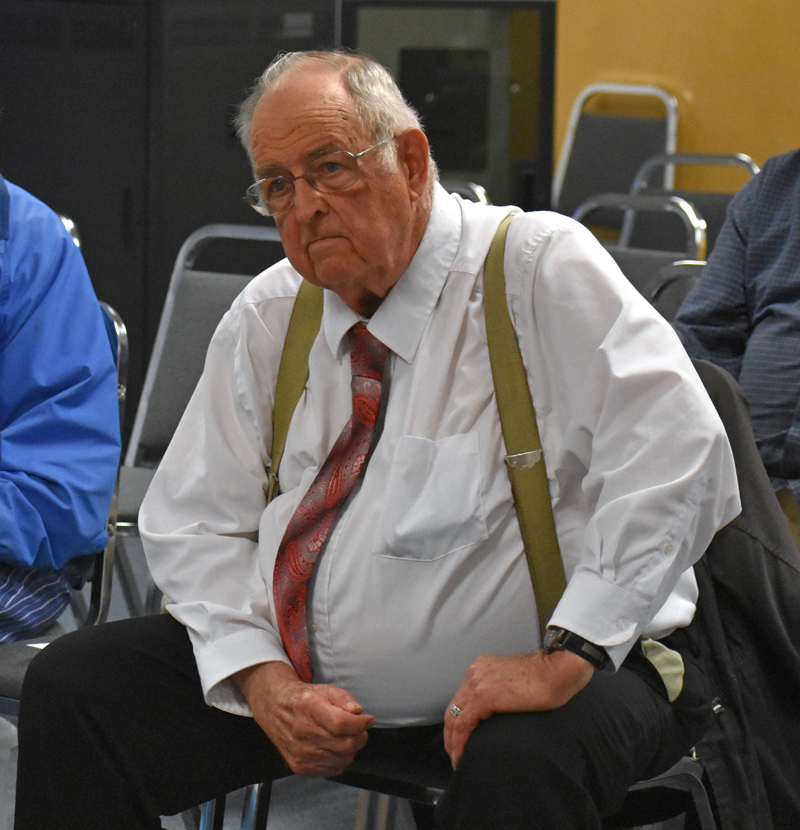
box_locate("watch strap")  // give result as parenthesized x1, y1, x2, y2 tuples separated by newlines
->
(544, 627, 609, 670)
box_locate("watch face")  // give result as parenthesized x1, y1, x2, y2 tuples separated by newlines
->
(543, 628, 563, 650)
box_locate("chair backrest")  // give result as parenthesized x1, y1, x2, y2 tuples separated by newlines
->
(100, 300, 129, 427)
(642, 259, 704, 323)
(605, 247, 690, 296)
(553, 83, 678, 220)
(80, 301, 128, 627)
(631, 190, 730, 255)
(125, 224, 283, 468)
(621, 153, 760, 254)
(58, 213, 82, 249)
(440, 178, 492, 204)
(573, 191, 707, 260)
(573, 191, 706, 295)
(632, 152, 760, 193)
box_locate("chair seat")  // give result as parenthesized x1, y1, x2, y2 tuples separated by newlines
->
(603, 756, 716, 829)
(0, 624, 66, 712)
(334, 745, 453, 807)
(334, 752, 715, 830)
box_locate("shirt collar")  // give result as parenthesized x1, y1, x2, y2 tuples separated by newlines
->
(322, 183, 461, 363)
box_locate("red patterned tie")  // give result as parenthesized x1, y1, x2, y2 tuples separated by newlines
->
(273, 323, 388, 681)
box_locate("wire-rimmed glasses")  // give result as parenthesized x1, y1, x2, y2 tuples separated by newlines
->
(245, 137, 394, 217)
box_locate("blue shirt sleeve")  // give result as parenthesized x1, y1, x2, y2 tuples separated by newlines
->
(0, 177, 121, 570)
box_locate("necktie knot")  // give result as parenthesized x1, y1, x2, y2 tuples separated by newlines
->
(350, 322, 387, 382)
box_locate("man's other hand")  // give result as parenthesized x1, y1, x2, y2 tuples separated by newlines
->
(444, 650, 594, 770)
(233, 661, 375, 777)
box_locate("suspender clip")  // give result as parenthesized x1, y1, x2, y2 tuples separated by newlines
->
(504, 449, 542, 470)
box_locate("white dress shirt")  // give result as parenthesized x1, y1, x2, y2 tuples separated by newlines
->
(140, 185, 740, 726)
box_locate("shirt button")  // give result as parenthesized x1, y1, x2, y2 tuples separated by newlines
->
(664, 543, 674, 554)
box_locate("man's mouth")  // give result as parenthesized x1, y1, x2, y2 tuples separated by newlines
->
(308, 236, 343, 253)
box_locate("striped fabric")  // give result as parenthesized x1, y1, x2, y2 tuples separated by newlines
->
(0, 562, 73, 643)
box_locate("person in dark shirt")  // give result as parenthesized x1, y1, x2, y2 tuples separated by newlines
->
(675, 147, 800, 548)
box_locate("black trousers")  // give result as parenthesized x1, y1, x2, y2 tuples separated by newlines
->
(13, 614, 713, 830)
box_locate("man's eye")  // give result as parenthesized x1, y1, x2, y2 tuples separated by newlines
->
(316, 160, 345, 178)
(266, 178, 291, 197)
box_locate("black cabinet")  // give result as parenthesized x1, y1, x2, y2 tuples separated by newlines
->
(0, 0, 334, 439)
(1, 1, 150, 434)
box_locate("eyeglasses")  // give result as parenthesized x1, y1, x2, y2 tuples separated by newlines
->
(245, 137, 394, 217)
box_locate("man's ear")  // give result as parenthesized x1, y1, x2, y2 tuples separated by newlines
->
(396, 128, 430, 202)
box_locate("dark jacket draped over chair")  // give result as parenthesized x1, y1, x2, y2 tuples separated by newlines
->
(688, 359, 800, 830)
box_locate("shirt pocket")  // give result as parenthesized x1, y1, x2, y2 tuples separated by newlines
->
(372, 432, 489, 561)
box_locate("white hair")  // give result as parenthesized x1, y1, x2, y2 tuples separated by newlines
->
(235, 50, 438, 189)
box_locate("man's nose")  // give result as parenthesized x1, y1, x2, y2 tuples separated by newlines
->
(292, 177, 328, 220)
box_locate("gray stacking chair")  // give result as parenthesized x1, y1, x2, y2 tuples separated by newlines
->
(114, 223, 284, 617)
(573, 191, 707, 295)
(553, 83, 678, 221)
(0, 301, 128, 717)
(620, 153, 760, 255)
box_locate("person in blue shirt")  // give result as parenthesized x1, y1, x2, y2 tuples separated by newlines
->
(674, 148, 800, 548)
(0, 174, 121, 641)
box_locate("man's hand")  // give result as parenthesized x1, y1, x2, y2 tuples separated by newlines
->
(233, 661, 375, 777)
(443, 650, 594, 770)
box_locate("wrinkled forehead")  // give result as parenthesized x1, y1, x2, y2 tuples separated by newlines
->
(250, 64, 368, 164)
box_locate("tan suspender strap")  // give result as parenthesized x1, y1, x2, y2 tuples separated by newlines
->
(483, 213, 567, 637)
(267, 280, 324, 503)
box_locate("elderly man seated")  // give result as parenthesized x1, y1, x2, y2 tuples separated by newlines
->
(14, 51, 738, 830)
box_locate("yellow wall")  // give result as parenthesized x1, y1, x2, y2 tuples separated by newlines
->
(555, 0, 800, 191)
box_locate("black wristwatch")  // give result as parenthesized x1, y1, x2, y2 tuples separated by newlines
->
(542, 627, 610, 670)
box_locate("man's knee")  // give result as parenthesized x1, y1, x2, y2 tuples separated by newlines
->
(438, 711, 604, 829)
(458, 709, 586, 786)
(21, 627, 103, 711)
(440, 667, 699, 828)
(20, 615, 189, 718)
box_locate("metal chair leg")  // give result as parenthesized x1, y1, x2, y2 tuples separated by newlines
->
(354, 790, 399, 830)
(198, 795, 225, 830)
(241, 783, 270, 830)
